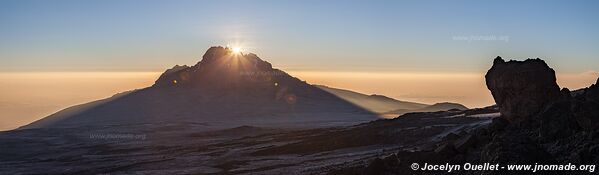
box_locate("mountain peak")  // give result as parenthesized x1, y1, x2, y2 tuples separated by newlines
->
(153, 46, 274, 88)
(198, 46, 272, 69)
(200, 46, 235, 64)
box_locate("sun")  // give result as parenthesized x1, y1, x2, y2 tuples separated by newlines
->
(232, 47, 241, 54)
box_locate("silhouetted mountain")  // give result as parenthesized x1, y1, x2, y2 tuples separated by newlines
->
(386, 102, 468, 115)
(316, 85, 468, 115)
(22, 46, 379, 129)
(421, 102, 468, 111)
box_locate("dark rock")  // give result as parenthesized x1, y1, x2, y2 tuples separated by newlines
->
(583, 77, 599, 101)
(488, 117, 509, 133)
(381, 153, 401, 167)
(586, 144, 599, 164)
(444, 132, 460, 141)
(364, 157, 386, 175)
(481, 129, 554, 164)
(464, 106, 499, 116)
(485, 57, 561, 122)
(453, 134, 476, 153)
(362, 154, 401, 175)
(434, 142, 457, 157)
(538, 100, 579, 140)
(560, 88, 572, 99)
(571, 99, 599, 130)
(472, 127, 491, 144)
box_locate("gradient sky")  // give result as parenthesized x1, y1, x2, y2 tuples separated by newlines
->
(1, 0, 598, 72)
(1, 0, 599, 130)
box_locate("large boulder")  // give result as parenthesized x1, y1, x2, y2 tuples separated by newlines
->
(485, 57, 561, 122)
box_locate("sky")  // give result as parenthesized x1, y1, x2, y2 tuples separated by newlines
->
(1, 0, 599, 72)
(1, 0, 599, 130)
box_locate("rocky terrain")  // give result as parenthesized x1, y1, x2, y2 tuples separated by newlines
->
(0, 107, 496, 174)
(348, 57, 599, 175)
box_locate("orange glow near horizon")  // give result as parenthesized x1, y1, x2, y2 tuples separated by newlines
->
(0, 71, 596, 131)
(0, 72, 162, 131)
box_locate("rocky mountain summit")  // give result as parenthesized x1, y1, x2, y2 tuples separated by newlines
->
(154, 47, 282, 90)
(357, 57, 599, 175)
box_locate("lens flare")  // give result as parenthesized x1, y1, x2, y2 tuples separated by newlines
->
(232, 47, 241, 54)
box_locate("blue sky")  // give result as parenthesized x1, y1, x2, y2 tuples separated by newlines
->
(1, 0, 598, 73)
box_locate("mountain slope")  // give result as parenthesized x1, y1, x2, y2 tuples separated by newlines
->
(316, 85, 468, 115)
(315, 85, 428, 113)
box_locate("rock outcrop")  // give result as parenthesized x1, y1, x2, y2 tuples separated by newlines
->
(485, 56, 561, 122)
(482, 57, 599, 164)
(358, 56, 599, 175)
